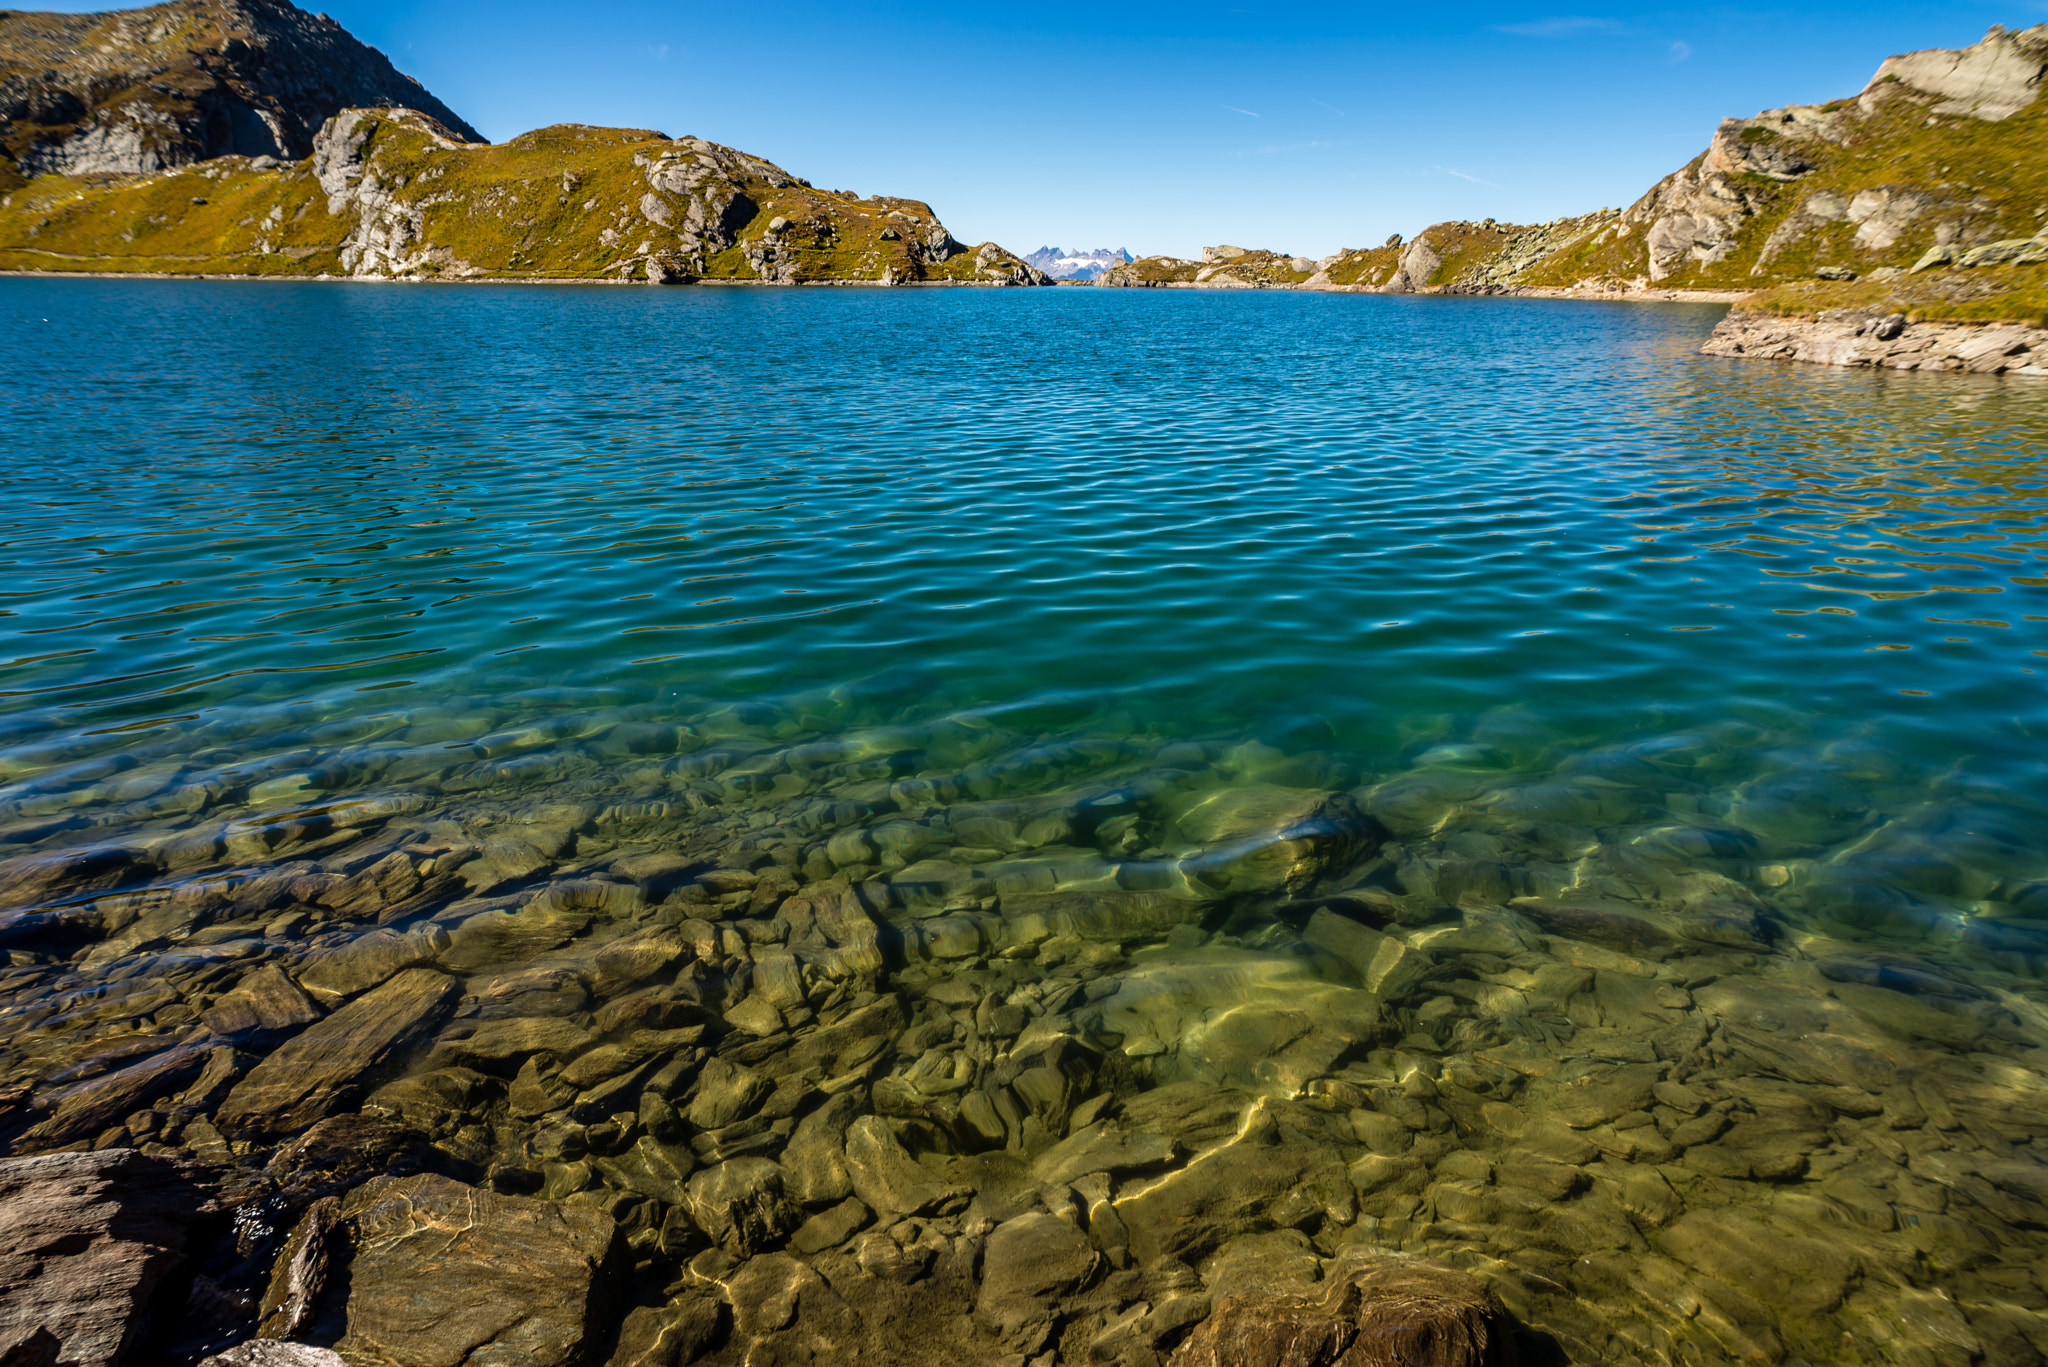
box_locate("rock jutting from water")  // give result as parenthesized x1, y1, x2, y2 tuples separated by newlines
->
(0, 688, 2045, 1367)
(1700, 308, 2048, 373)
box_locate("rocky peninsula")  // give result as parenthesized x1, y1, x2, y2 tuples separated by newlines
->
(1701, 309, 2048, 374)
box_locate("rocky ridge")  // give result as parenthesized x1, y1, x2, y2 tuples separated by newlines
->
(0, 0, 1048, 286)
(1573, 23, 2048, 290)
(0, 0, 480, 190)
(1097, 244, 1319, 288)
(0, 104, 1050, 285)
(1024, 245, 1131, 281)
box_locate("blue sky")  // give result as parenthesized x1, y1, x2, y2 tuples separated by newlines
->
(48, 1, 2031, 255)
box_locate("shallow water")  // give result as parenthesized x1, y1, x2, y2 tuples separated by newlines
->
(3, 279, 2047, 1365)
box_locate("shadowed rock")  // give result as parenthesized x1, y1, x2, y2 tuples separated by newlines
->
(0, 1151, 212, 1367)
(0, 0, 482, 183)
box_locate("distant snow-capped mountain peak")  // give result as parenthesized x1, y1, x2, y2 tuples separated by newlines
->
(1022, 246, 1134, 280)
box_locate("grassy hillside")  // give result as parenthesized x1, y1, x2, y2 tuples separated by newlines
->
(1105, 26, 2048, 326)
(1517, 88, 2048, 291)
(1502, 23, 2048, 324)
(1, 0, 481, 191)
(1743, 264, 2048, 325)
(1317, 244, 1401, 287)
(0, 110, 1047, 285)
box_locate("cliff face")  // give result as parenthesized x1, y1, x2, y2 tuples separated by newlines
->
(0, 106, 1050, 285)
(0, 0, 481, 190)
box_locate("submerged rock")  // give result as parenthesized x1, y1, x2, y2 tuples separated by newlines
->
(844, 1115, 969, 1217)
(1173, 1252, 1519, 1367)
(18, 1039, 217, 1149)
(269, 1173, 626, 1367)
(1084, 948, 1382, 1093)
(217, 968, 460, 1137)
(975, 1211, 1099, 1351)
(202, 963, 325, 1041)
(683, 1158, 800, 1255)
(1174, 785, 1375, 893)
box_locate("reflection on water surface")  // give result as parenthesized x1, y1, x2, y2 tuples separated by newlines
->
(1, 280, 2046, 1365)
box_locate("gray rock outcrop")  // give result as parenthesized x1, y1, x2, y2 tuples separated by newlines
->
(1871, 22, 2047, 121)
(1387, 234, 1441, 292)
(309, 106, 472, 279)
(1701, 307, 2048, 373)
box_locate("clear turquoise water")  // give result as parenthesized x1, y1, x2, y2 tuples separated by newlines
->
(3, 281, 2045, 856)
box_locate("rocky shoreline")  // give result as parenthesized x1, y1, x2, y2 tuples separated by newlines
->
(1700, 308, 2048, 374)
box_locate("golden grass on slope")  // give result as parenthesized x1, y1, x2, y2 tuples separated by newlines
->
(1743, 263, 2048, 326)
(0, 115, 1035, 284)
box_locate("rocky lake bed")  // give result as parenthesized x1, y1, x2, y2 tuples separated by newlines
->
(3, 686, 2047, 1367)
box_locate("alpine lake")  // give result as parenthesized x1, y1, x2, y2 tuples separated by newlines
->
(3, 278, 2047, 1367)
